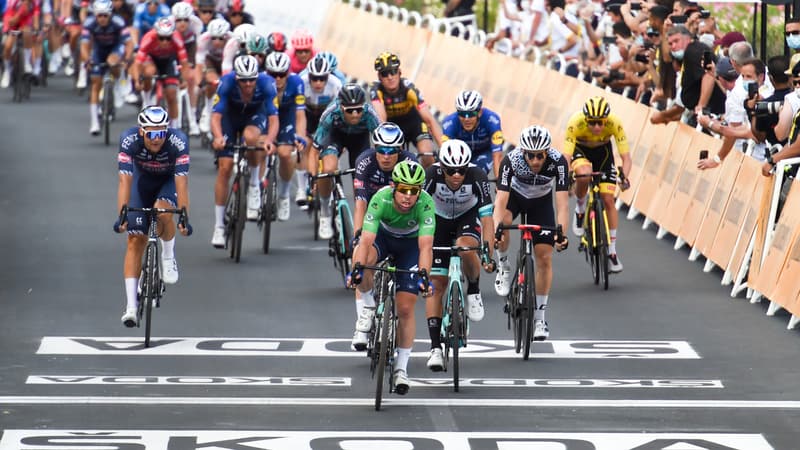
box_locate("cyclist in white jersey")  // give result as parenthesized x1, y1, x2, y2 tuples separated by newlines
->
(172, 1, 203, 136)
(220, 22, 253, 74)
(195, 18, 230, 133)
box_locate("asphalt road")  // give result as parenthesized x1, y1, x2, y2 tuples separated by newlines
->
(0, 75, 799, 449)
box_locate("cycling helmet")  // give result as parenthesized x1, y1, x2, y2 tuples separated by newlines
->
(92, 0, 113, 15)
(267, 31, 287, 53)
(374, 51, 400, 71)
(318, 51, 339, 72)
(392, 160, 426, 186)
(307, 54, 332, 76)
(518, 125, 552, 152)
(207, 18, 230, 38)
(197, 0, 216, 8)
(338, 83, 366, 107)
(455, 90, 483, 112)
(234, 54, 259, 79)
(246, 33, 268, 55)
(138, 105, 169, 127)
(171, 2, 193, 19)
(232, 23, 257, 44)
(290, 28, 314, 50)
(582, 96, 610, 120)
(372, 122, 405, 148)
(154, 17, 176, 37)
(227, 0, 245, 12)
(265, 52, 290, 73)
(438, 139, 472, 167)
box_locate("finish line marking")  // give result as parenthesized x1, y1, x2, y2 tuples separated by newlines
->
(0, 396, 798, 408)
(36, 337, 701, 359)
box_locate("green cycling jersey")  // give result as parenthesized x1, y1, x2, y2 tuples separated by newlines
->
(362, 186, 436, 238)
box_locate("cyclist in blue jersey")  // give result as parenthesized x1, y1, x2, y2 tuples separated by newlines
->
(349, 122, 417, 350)
(310, 83, 380, 239)
(130, 0, 169, 44)
(209, 54, 279, 248)
(81, 0, 132, 135)
(113, 106, 192, 327)
(264, 51, 307, 222)
(441, 90, 505, 179)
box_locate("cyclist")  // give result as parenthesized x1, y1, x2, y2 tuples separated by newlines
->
(564, 96, 631, 273)
(288, 28, 315, 74)
(130, 0, 169, 45)
(347, 160, 435, 395)
(316, 50, 346, 85)
(110, 0, 132, 26)
(196, 18, 230, 134)
(310, 83, 380, 239)
(244, 32, 267, 72)
(222, 0, 252, 29)
(220, 22, 254, 74)
(80, 0, 132, 135)
(264, 51, 306, 222)
(299, 53, 341, 208)
(422, 139, 495, 371)
(209, 54, 278, 248)
(265, 31, 286, 58)
(1, 0, 41, 88)
(493, 125, 569, 341)
(349, 122, 417, 350)
(60, 0, 89, 80)
(172, 1, 203, 136)
(131, 17, 191, 129)
(369, 51, 443, 168)
(113, 106, 192, 327)
(441, 90, 505, 179)
(194, 0, 223, 30)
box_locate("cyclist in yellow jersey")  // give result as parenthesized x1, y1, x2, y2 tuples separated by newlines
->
(563, 96, 632, 273)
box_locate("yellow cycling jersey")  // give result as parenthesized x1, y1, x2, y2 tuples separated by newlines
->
(562, 111, 629, 157)
(369, 78, 425, 119)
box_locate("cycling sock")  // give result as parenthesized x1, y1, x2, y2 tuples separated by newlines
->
(33, 56, 41, 76)
(125, 278, 138, 310)
(427, 317, 442, 349)
(214, 205, 226, 229)
(495, 249, 509, 269)
(295, 170, 308, 192)
(320, 195, 332, 216)
(360, 289, 375, 308)
(395, 347, 412, 372)
(23, 48, 32, 70)
(169, 118, 180, 129)
(467, 279, 480, 295)
(278, 177, 291, 199)
(609, 229, 617, 254)
(249, 167, 261, 188)
(90, 103, 99, 122)
(160, 237, 175, 259)
(535, 295, 548, 321)
(576, 195, 587, 214)
(355, 298, 364, 319)
(4, 60, 11, 73)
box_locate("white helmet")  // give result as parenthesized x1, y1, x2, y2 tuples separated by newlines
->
(232, 23, 257, 44)
(265, 52, 291, 73)
(92, 0, 113, 15)
(207, 18, 230, 38)
(306, 54, 331, 77)
(438, 139, 472, 167)
(371, 122, 405, 148)
(171, 2, 194, 19)
(455, 89, 483, 112)
(138, 106, 170, 127)
(234, 55, 259, 79)
(154, 17, 175, 37)
(518, 125, 551, 152)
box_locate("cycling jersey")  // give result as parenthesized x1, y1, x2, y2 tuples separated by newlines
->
(369, 78, 427, 120)
(288, 47, 317, 75)
(497, 148, 569, 199)
(423, 164, 493, 220)
(220, 37, 243, 74)
(353, 149, 417, 202)
(312, 101, 381, 150)
(135, 29, 188, 64)
(562, 111, 629, 157)
(441, 107, 504, 173)
(275, 74, 306, 144)
(212, 71, 278, 117)
(81, 13, 129, 49)
(177, 15, 203, 46)
(301, 72, 342, 116)
(2, 0, 40, 33)
(363, 185, 436, 239)
(132, 1, 170, 41)
(196, 31, 228, 65)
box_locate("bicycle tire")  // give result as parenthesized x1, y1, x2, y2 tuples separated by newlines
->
(375, 280, 392, 411)
(261, 164, 275, 254)
(103, 79, 113, 146)
(40, 43, 49, 88)
(523, 254, 536, 360)
(143, 241, 158, 348)
(598, 207, 610, 291)
(590, 210, 600, 285)
(233, 174, 248, 263)
(368, 270, 386, 378)
(449, 282, 462, 392)
(13, 45, 24, 103)
(336, 204, 354, 287)
(512, 257, 524, 353)
(180, 91, 190, 135)
(312, 193, 320, 241)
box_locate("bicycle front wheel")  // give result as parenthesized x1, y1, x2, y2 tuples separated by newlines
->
(523, 254, 536, 360)
(336, 204, 354, 287)
(375, 292, 392, 411)
(143, 242, 159, 348)
(598, 207, 610, 290)
(233, 176, 248, 263)
(448, 282, 463, 392)
(103, 80, 113, 146)
(590, 212, 601, 285)
(261, 166, 276, 254)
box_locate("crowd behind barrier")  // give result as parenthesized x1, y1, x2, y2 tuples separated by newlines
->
(316, 0, 800, 330)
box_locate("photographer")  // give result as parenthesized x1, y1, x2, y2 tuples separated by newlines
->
(667, 25, 726, 119)
(774, 54, 800, 143)
(750, 56, 791, 149)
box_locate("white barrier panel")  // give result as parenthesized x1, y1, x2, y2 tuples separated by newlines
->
(248, 0, 332, 36)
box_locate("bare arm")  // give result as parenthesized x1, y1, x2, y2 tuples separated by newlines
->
(371, 99, 387, 122)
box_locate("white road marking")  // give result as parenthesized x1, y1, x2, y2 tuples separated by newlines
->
(26, 376, 351, 387)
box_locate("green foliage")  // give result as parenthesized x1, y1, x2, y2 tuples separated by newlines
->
(709, 3, 786, 59)
(390, 0, 500, 33)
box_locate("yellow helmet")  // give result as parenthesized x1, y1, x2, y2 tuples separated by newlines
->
(374, 52, 400, 72)
(582, 96, 610, 120)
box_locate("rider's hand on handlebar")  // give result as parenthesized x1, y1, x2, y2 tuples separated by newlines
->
(417, 269, 434, 297)
(212, 136, 226, 151)
(346, 264, 364, 289)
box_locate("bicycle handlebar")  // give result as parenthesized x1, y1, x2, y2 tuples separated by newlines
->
(310, 168, 356, 181)
(495, 223, 562, 242)
(117, 205, 188, 230)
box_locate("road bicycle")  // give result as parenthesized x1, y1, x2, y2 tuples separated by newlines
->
(92, 62, 122, 145)
(574, 172, 614, 290)
(258, 152, 277, 254)
(223, 140, 261, 263)
(310, 168, 356, 287)
(432, 242, 493, 392)
(496, 220, 561, 361)
(357, 258, 428, 410)
(116, 204, 188, 348)
(9, 31, 32, 103)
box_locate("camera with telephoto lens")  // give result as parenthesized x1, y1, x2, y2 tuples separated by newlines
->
(754, 101, 783, 117)
(602, 70, 626, 84)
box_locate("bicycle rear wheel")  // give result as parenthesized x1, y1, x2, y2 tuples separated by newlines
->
(447, 282, 463, 392)
(13, 46, 24, 103)
(103, 79, 113, 145)
(233, 175, 248, 263)
(590, 212, 600, 285)
(368, 271, 386, 377)
(523, 254, 536, 360)
(261, 162, 276, 254)
(598, 206, 610, 290)
(375, 287, 392, 411)
(336, 204, 354, 287)
(143, 242, 158, 348)
(311, 193, 320, 241)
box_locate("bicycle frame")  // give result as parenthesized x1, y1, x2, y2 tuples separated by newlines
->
(311, 168, 356, 286)
(575, 172, 611, 289)
(223, 142, 260, 263)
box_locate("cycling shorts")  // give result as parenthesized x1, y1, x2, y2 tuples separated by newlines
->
(126, 175, 176, 235)
(472, 152, 493, 175)
(276, 112, 297, 145)
(372, 232, 421, 295)
(571, 142, 618, 196)
(143, 55, 180, 86)
(393, 112, 431, 144)
(504, 191, 556, 246)
(432, 214, 481, 276)
(218, 112, 267, 158)
(90, 44, 125, 76)
(319, 129, 371, 169)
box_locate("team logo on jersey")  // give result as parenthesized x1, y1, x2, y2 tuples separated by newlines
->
(407, 220, 417, 227)
(295, 95, 306, 105)
(424, 217, 433, 225)
(353, 179, 364, 189)
(212, 94, 220, 106)
(491, 130, 504, 146)
(365, 213, 374, 222)
(176, 155, 190, 165)
(117, 153, 131, 164)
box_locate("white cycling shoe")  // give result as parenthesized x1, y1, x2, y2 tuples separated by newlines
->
(355, 306, 375, 333)
(351, 330, 368, 351)
(121, 308, 137, 328)
(392, 369, 410, 395)
(161, 257, 179, 285)
(533, 319, 549, 341)
(426, 347, 444, 372)
(494, 265, 512, 297)
(318, 216, 334, 240)
(277, 197, 290, 221)
(211, 227, 226, 248)
(467, 293, 484, 321)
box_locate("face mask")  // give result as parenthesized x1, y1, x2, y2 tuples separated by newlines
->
(634, 35, 644, 46)
(787, 34, 800, 50)
(742, 80, 754, 91)
(671, 50, 685, 60)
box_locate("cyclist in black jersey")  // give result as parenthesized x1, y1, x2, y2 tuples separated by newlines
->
(422, 139, 495, 371)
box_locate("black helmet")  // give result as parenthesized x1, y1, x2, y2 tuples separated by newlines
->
(338, 83, 366, 107)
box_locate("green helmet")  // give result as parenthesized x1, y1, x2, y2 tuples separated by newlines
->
(392, 160, 425, 186)
(246, 34, 268, 55)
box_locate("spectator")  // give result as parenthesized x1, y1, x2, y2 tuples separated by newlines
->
(714, 31, 745, 58)
(667, 25, 725, 118)
(773, 53, 800, 143)
(728, 41, 773, 97)
(750, 56, 791, 148)
(443, 0, 476, 38)
(785, 17, 800, 54)
(485, 0, 525, 50)
(546, 0, 580, 77)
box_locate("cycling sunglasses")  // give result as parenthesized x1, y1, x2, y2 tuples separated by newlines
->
(295, 49, 311, 54)
(175, 18, 189, 23)
(343, 106, 364, 115)
(524, 151, 546, 160)
(458, 110, 478, 118)
(375, 145, 399, 155)
(237, 77, 257, 84)
(269, 71, 288, 79)
(395, 184, 421, 196)
(199, 9, 215, 15)
(211, 36, 226, 41)
(587, 119, 606, 127)
(443, 166, 467, 176)
(309, 74, 328, 83)
(379, 68, 399, 78)
(144, 129, 167, 140)
(158, 36, 172, 42)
